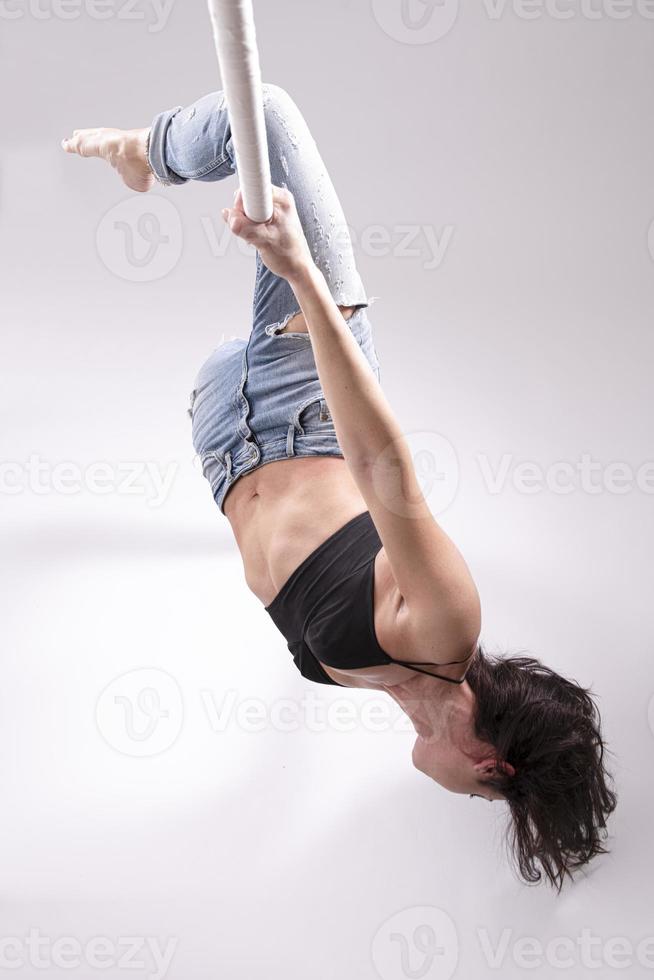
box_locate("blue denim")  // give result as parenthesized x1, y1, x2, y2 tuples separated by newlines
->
(148, 84, 380, 513)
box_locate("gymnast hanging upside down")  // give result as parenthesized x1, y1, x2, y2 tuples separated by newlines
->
(62, 84, 616, 888)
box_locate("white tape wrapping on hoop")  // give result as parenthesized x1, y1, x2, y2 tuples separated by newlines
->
(208, 0, 273, 223)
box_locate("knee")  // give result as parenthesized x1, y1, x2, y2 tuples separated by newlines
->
(262, 83, 297, 123)
(262, 83, 290, 105)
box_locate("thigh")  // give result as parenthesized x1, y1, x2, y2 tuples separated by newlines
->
(251, 85, 368, 338)
(190, 339, 250, 501)
(151, 84, 369, 340)
(189, 311, 381, 512)
(244, 307, 381, 445)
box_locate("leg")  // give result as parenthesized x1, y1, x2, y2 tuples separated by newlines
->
(252, 84, 368, 334)
(63, 86, 378, 515)
(63, 85, 368, 331)
(146, 84, 368, 333)
(151, 85, 378, 467)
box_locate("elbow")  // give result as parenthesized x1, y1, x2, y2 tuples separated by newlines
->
(409, 581, 481, 665)
(444, 584, 482, 661)
(346, 454, 379, 478)
(462, 585, 482, 650)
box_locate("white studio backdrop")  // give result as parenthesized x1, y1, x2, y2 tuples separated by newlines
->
(1, 1, 653, 978)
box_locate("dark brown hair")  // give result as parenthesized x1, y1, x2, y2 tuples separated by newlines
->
(466, 650, 617, 890)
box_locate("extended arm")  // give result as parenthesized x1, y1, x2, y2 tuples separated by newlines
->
(224, 188, 481, 660)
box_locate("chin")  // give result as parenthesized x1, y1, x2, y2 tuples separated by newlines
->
(412, 739, 467, 794)
(412, 736, 437, 779)
(411, 738, 427, 774)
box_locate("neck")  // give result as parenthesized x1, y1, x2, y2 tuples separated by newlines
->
(385, 674, 476, 740)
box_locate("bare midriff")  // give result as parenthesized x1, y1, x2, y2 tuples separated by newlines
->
(224, 455, 427, 689)
(223, 455, 369, 607)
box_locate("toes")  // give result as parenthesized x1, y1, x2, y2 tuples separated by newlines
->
(62, 129, 104, 158)
(62, 133, 80, 154)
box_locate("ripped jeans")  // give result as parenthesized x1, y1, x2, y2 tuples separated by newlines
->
(148, 84, 380, 513)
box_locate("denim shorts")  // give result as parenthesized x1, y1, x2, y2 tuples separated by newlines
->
(148, 83, 380, 513)
(188, 308, 380, 512)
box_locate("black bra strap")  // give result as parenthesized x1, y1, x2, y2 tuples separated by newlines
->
(389, 647, 477, 684)
(395, 663, 467, 684)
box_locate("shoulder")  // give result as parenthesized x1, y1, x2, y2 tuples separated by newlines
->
(375, 550, 481, 664)
(375, 548, 481, 667)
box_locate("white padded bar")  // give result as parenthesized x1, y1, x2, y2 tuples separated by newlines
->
(208, 0, 273, 223)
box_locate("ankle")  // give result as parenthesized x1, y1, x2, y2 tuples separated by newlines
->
(126, 128, 152, 171)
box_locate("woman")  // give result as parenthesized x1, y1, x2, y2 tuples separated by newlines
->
(63, 84, 616, 888)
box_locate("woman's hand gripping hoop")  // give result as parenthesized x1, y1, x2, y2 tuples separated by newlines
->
(222, 186, 314, 283)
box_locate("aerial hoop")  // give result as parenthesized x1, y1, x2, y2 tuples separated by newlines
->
(207, 0, 274, 223)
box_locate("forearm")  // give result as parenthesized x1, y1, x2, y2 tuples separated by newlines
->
(288, 263, 413, 482)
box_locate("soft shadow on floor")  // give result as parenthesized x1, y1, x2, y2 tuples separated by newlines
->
(5, 520, 234, 561)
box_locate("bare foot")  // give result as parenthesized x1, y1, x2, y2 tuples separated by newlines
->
(61, 127, 155, 193)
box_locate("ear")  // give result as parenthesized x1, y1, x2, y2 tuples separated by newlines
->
(474, 757, 516, 779)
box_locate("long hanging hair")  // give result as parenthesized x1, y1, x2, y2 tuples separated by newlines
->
(466, 650, 618, 890)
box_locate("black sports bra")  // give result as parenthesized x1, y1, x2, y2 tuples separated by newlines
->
(264, 511, 477, 687)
